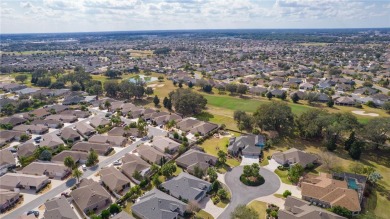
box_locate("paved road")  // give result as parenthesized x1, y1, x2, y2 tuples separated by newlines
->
(3, 139, 147, 219)
(344, 76, 389, 94)
(217, 166, 281, 219)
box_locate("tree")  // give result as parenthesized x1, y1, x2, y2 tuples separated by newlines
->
(283, 190, 292, 198)
(291, 93, 299, 103)
(152, 175, 161, 186)
(87, 149, 99, 166)
(145, 87, 154, 97)
(280, 92, 287, 100)
(327, 99, 334, 107)
(39, 150, 52, 161)
(230, 205, 259, 219)
(88, 84, 103, 96)
(266, 92, 272, 100)
(161, 163, 177, 178)
(104, 81, 119, 98)
(163, 97, 169, 108)
(1, 103, 15, 116)
(109, 204, 121, 214)
(153, 95, 160, 106)
(367, 172, 383, 185)
(20, 134, 29, 142)
(186, 201, 200, 214)
(101, 209, 110, 219)
(217, 150, 227, 165)
(104, 100, 111, 111)
(236, 84, 248, 95)
(344, 131, 355, 151)
(188, 81, 193, 88)
(382, 101, 390, 113)
(349, 141, 363, 160)
(169, 89, 207, 116)
(217, 189, 228, 199)
(330, 206, 352, 218)
(325, 134, 337, 151)
(225, 83, 238, 95)
(360, 118, 390, 149)
(207, 167, 218, 182)
(64, 156, 75, 169)
(202, 84, 212, 93)
(253, 101, 294, 135)
(105, 68, 121, 79)
(349, 162, 365, 174)
(178, 82, 183, 88)
(193, 165, 205, 179)
(296, 109, 329, 139)
(132, 171, 143, 181)
(233, 110, 254, 132)
(71, 82, 82, 91)
(15, 74, 28, 83)
(72, 169, 83, 183)
(288, 164, 304, 184)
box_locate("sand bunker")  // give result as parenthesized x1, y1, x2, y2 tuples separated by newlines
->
(352, 111, 379, 117)
(147, 84, 157, 88)
(157, 84, 165, 87)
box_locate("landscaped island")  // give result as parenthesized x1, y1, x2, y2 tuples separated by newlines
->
(240, 163, 265, 186)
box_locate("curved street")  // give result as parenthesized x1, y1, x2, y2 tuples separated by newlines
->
(217, 166, 281, 219)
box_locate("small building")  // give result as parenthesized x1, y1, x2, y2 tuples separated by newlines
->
(70, 178, 112, 215)
(176, 149, 217, 175)
(228, 134, 265, 156)
(272, 148, 318, 168)
(100, 166, 131, 194)
(0, 149, 16, 176)
(38, 133, 65, 151)
(74, 122, 96, 138)
(52, 150, 89, 164)
(13, 124, 48, 135)
(72, 142, 112, 155)
(17, 143, 37, 158)
(21, 162, 71, 180)
(121, 154, 151, 183)
(0, 173, 49, 193)
(60, 127, 82, 143)
(0, 117, 27, 127)
(131, 188, 187, 219)
(44, 196, 79, 219)
(151, 136, 181, 154)
(0, 189, 21, 213)
(137, 144, 170, 165)
(160, 172, 211, 203)
(89, 135, 127, 147)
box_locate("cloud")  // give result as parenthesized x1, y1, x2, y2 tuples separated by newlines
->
(20, 1, 33, 8)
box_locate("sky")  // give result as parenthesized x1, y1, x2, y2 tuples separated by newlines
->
(1, 0, 390, 34)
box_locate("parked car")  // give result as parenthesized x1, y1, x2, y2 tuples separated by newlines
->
(34, 136, 42, 143)
(61, 192, 70, 198)
(82, 164, 87, 171)
(27, 210, 39, 217)
(113, 160, 122, 165)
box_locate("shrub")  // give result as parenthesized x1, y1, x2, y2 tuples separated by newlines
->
(283, 190, 292, 198)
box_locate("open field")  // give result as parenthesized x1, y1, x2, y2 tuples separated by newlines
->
(247, 200, 267, 219)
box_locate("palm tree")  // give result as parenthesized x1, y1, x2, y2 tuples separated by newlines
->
(64, 156, 75, 169)
(72, 169, 83, 183)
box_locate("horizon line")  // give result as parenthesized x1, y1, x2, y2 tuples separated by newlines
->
(1, 27, 390, 35)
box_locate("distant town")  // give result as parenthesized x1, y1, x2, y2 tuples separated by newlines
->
(0, 29, 389, 219)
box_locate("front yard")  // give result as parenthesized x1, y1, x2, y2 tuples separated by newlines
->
(247, 201, 267, 219)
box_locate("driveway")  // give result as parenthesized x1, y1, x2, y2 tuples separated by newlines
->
(240, 155, 259, 166)
(199, 196, 225, 218)
(264, 159, 279, 172)
(217, 166, 281, 219)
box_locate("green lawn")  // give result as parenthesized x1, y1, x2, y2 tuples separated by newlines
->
(247, 200, 267, 219)
(196, 210, 214, 219)
(200, 137, 241, 167)
(274, 169, 292, 185)
(123, 201, 133, 215)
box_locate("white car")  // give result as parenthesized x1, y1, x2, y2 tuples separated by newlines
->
(82, 164, 87, 171)
(113, 160, 122, 166)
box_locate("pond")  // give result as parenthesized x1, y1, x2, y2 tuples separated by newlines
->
(128, 75, 158, 83)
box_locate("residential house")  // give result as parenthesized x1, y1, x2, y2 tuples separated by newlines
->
(52, 150, 89, 164)
(60, 127, 82, 143)
(160, 172, 211, 203)
(0, 149, 16, 176)
(72, 142, 112, 155)
(228, 134, 265, 156)
(278, 196, 346, 219)
(29, 108, 51, 119)
(272, 148, 318, 168)
(335, 96, 355, 106)
(121, 154, 151, 183)
(176, 149, 217, 175)
(176, 118, 202, 132)
(90, 117, 111, 128)
(151, 136, 181, 154)
(89, 135, 127, 147)
(70, 178, 112, 214)
(15, 88, 40, 95)
(189, 122, 218, 136)
(100, 166, 131, 194)
(44, 196, 78, 219)
(62, 95, 85, 105)
(152, 113, 182, 126)
(45, 114, 78, 123)
(0, 189, 21, 213)
(131, 188, 187, 219)
(108, 127, 140, 138)
(299, 83, 314, 91)
(300, 173, 361, 215)
(31, 119, 63, 129)
(13, 124, 48, 135)
(0, 130, 25, 146)
(249, 86, 268, 96)
(21, 162, 71, 180)
(17, 143, 37, 158)
(60, 109, 90, 118)
(111, 211, 135, 219)
(0, 117, 27, 127)
(137, 144, 170, 165)
(74, 122, 96, 138)
(39, 133, 65, 151)
(0, 173, 49, 193)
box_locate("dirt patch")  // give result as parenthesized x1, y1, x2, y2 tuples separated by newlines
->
(352, 110, 379, 117)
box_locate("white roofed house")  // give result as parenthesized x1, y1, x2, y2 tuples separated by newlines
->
(0, 149, 16, 176)
(151, 136, 181, 154)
